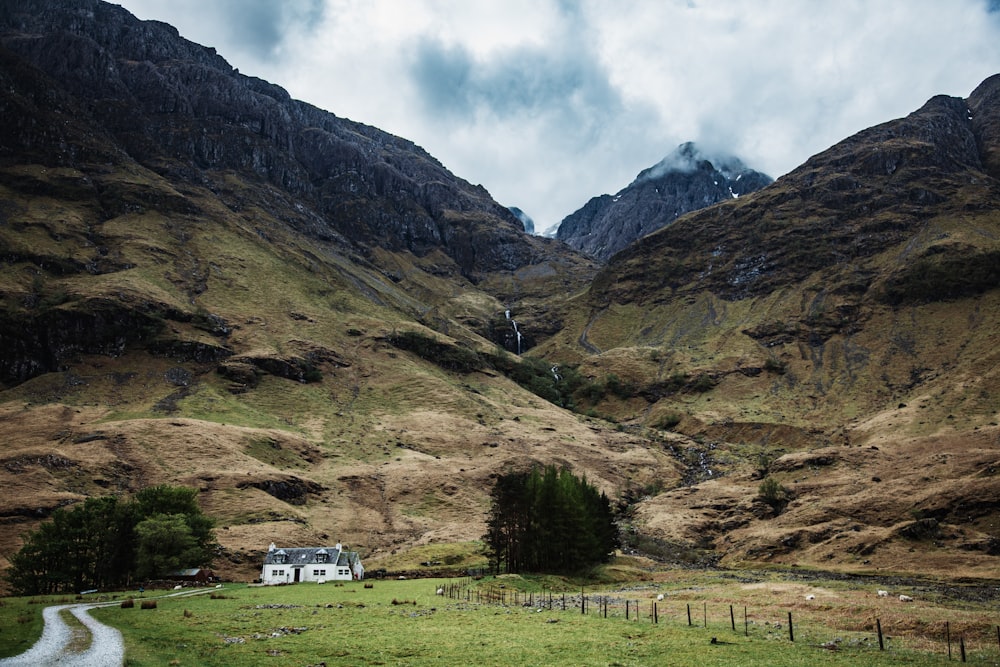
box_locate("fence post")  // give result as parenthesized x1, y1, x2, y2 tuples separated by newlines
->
(730, 605, 735, 632)
(626, 600, 629, 620)
(947, 621, 951, 659)
(877, 618, 884, 651)
(788, 611, 794, 642)
(654, 601, 658, 624)
(960, 636, 966, 662)
(744, 606, 748, 637)
(703, 602, 707, 628)
(581, 588, 585, 615)
(687, 603, 692, 626)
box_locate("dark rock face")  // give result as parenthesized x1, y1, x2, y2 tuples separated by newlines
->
(0, 0, 537, 277)
(556, 143, 772, 261)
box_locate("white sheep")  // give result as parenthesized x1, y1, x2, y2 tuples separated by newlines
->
(899, 594, 914, 602)
(805, 594, 815, 601)
(877, 590, 888, 597)
(656, 593, 664, 601)
(436, 588, 444, 596)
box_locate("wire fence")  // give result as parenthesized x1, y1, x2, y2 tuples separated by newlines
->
(434, 579, 1000, 663)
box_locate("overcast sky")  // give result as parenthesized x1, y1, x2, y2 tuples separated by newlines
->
(115, 0, 1000, 234)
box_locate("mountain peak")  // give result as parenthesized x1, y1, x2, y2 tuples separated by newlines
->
(556, 142, 772, 260)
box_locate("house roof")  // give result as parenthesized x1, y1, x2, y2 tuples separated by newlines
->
(167, 568, 212, 578)
(262, 546, 361, 566)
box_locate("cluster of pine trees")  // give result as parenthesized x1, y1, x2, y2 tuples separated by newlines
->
(484, 465, 618, 574)
(6, 485, 214, 595)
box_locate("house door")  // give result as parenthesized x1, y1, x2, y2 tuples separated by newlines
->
(293, 568, 301, 583)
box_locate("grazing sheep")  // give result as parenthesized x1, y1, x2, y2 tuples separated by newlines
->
(656, 594, 664, 601)
(805, 594, 815, 600)
(877, 590, 888, 597)
(899, 594, 914, 602)
(436, 588, 444, 596)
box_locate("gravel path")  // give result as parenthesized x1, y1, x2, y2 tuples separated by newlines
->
(0, 588, 215, 667)
(0, 602, 123, 667)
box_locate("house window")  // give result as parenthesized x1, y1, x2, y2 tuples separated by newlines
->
(312, 569, 326, 576)
(339, 568, 349, 576)
(316, 553, 327, 563)
(274, 569, 285, 577)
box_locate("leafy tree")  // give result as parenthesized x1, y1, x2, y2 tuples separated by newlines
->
(134, 514, 205, 580)
(5, 485, 214, 595)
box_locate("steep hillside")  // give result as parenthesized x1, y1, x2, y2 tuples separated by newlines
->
(0, 0, 630, 582)
(539, 75, 1000, 576)
(556, 142, 772, 260)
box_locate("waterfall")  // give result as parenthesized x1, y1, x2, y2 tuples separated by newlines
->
(504, 307, 524, 355)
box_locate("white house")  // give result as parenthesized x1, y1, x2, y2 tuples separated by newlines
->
(260, 543, 365, 584)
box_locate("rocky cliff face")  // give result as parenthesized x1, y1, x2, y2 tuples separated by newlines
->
(556, 142, 772, 260)
(0, 0, 551, 278)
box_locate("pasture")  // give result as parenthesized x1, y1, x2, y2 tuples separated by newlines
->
(2, 569, 999, 666)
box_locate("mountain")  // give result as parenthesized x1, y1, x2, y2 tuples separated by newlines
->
(0, 0, 599, 387)
(537, 75, 1000, 574)
(556, 142, 772, 260)
(1, 0, 999, 584)
(0, 0, 618, 580)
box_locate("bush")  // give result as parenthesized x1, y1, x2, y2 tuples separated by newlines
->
(654, 413, 682, 430)
(763, 358, 787, 374)
(120, 598, 135, 609)
(691, 374, 716, 393)
(758, 477, 788, 509)
(140, 600, 157, 610)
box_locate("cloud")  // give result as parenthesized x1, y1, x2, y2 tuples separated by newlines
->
(114, 0, 1000, 234)
(117, 0, 324, 63)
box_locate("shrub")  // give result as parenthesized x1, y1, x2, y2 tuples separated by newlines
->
(758, 477, 788, 509)
(140, 600, 157, 610)
(120, 598, 135, 609)
(691, 374, 716, 393)
(654, 413, 682, 430)
(763, 358, 787, 374)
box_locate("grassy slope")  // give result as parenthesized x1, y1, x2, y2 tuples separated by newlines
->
(0, 162, 666, 583)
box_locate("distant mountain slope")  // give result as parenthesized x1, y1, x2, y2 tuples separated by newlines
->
(556, 142, 772, 260)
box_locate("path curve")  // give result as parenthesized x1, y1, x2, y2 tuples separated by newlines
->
(0, 602, 123, 667)
(0, 588, 214, 667)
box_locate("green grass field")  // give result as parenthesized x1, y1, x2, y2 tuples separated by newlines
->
(4, 572, 997, 666)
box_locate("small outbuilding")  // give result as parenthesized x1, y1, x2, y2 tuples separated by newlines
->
(167, 568, 215, 584)
(260, 542, 364, 584)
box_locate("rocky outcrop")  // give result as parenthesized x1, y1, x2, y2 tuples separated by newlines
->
(557, 142, 772, 260)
